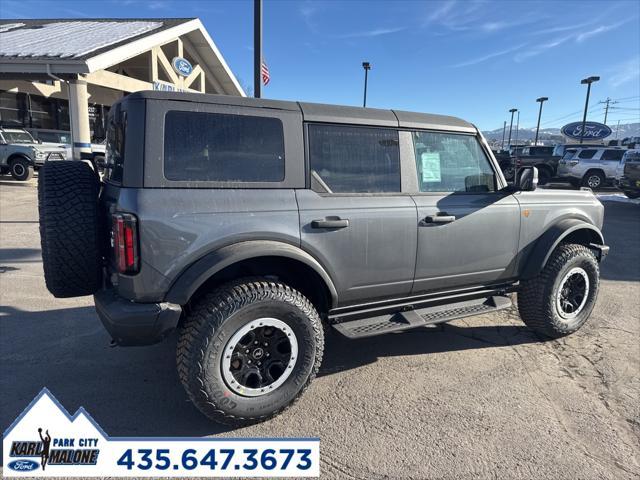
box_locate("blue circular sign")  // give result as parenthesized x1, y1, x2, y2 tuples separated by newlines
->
(171, 57, 193, 77)
(561, 121, 612, 141)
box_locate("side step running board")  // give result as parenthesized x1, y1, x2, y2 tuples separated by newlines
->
(332, 296, 512, 339)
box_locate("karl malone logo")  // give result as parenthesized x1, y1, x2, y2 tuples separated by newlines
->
(9, 427, 99, 471)
(4, 388, 103, 474)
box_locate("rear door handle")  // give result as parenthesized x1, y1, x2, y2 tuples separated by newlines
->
(424, 214, 456, 224)
(311, 217, 349, 229)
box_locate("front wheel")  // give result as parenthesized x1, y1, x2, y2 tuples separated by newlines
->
(177, 279, 324, 425)
(10, 158, 34, 181)
(518, 244, 599, 338)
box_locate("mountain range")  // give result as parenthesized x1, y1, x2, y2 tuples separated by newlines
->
(482, 122, 639, 142)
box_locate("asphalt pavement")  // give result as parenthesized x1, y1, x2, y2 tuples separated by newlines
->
(1, 175, 638, 479)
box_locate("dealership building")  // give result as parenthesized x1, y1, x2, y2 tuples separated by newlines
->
(0, 18, 244, 159)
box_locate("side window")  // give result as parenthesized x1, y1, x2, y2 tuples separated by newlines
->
(412, 131, 496, 193)
(601, 149, 624, 161)
(578, 149, 597, 159)
(164, 111, 285, 182)
(105, 110, 126, 184)
(308, 124, 400, 193)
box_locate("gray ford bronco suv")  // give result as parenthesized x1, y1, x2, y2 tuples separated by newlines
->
(38, 91, 609, 425)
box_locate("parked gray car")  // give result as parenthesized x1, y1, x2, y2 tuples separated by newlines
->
(38, 91, 609, 425)
(0, 126, 66, 180)
(557, 146, 625, 188)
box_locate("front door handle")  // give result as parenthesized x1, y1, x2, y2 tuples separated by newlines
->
(424, 214, 456, 224)
(311, 217, 349, 229)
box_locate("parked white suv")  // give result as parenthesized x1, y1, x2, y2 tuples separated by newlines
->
(557, 147, 625, 189)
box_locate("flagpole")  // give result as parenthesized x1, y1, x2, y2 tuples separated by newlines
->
(254, 0, 262, 98)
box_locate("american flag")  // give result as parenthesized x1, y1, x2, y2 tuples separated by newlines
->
(261, 61, 270, 86)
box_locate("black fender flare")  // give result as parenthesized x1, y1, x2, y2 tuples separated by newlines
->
(521, 218, 605, 280)
(8, 153, 34, 166)
(165, 240, 339, 307)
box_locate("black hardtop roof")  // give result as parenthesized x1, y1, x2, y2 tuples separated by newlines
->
(125, 91, 477, 133)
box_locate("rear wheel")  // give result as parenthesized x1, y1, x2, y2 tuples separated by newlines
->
(582, 170, 605, 189)
(10, 157, 34, 181)
(518, 244, 599, 338)
(38, 160, 102, 298)
(537, 167, 552, 186)
(177, 279, 324, 425)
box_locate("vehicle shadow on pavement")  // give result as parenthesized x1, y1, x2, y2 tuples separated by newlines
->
(319, 322, 545, 377)
(0, 303, 547, 441)
(0, 248, 42, 263)
(0, 305, 234, 444)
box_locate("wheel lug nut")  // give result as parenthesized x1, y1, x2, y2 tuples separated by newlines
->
(254, 341, 258, 345)
(245, 349, 249, 354)
(248, 360, 252, 364)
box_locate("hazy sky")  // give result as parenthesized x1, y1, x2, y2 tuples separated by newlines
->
(1, 0, 639, 130)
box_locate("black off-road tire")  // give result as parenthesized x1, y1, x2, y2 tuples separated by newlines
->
(177, 279, 324, 425)
(10, 157, 34, 181)
(518, 243, 599, 338)
(38, 160, 102, 298)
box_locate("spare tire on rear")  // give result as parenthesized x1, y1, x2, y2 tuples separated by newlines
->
(38, 161, 102, 298)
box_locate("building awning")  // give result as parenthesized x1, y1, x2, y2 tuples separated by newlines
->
(0, 18, 245, 97)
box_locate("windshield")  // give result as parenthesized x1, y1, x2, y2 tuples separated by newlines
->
(2, 131, 35, 144)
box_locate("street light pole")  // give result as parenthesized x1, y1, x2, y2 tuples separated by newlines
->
(579, 76, 600, 144)
(362, 62, 371, 107)
(501, 120, 506, 150)
(253, 0, 262, 98)
(534, 96, 548, 146)
(507, 108, 517, 149)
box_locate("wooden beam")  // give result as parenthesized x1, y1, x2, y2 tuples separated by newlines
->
(183, 64, 203, 89)
(149, 48, 158, 82)
(155, 46, 180, 84)
(86, 70, 152, 93)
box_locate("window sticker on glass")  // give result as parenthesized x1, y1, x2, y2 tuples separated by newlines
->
(421, 152, 441, 183)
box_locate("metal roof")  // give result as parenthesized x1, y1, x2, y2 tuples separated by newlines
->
(126, 91, 477, 132)
(0, 19, 189, 60)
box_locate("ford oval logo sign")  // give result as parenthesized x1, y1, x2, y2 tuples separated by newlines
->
(171, 57, 193, 77)
(8, 459, 39, 472)
(561, 121, 612, 141)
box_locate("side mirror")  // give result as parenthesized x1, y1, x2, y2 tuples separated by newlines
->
(516, 166, 538, 191)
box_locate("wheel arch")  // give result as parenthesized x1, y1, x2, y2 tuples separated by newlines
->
(521, 219, 605, 280)
(582, 168, 605, 180)
(165, 240, 339, 314)
(7, 153, 33, 165)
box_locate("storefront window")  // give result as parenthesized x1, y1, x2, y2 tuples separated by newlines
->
(0, 91, 28, 125)
(29, 95, 57, 129)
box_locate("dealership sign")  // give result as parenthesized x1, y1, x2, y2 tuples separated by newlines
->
(561, 121, 612, 140)
(171, 57, 193, 77)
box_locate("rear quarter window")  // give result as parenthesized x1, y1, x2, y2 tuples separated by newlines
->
(163, 111, 285, 182)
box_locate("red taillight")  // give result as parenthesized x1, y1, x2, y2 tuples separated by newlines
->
(112, 213, 139, 274)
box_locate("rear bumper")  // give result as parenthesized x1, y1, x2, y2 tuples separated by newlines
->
(94, 289, 182, 346)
